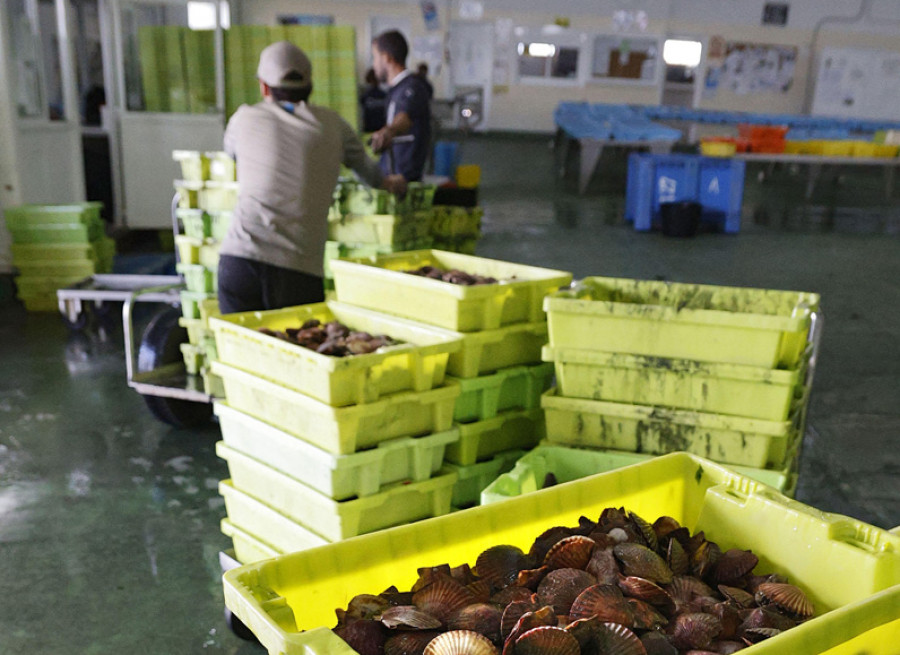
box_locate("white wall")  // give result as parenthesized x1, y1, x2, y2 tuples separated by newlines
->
(235, 0, 900, 131)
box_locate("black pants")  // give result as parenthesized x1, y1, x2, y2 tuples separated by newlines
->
(217, 254, 325, 314)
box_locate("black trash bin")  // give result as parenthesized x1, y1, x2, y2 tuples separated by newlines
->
(660, 201, 701, 238)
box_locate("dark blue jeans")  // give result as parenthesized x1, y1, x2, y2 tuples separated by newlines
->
(217, 254, 324, 314)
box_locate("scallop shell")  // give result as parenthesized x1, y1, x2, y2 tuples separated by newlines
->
(713, 549, 759, 585)
(413, 565, 453, 592)
(413, 578, 478, 625)
(333, 619, 387, 655)
(424, 630, 499, 655)
(626, 597, 668, 630)
(503, 607, 559, 655)
(746, 573, 787, 594)
(529, 526, 576, 563)
(670, 613, 722, 651)
(613, 543, 674, 584)
(598, 507, 629, 531)
(346, 594, 393, 621)
(593, 622, 647, 655)
(382, 586, 415, 607)
(738, 607, 796, 633)
(544, 535, 597, 570)
(666, 538, 689, 576)
(564, 616, 601, 651)
(690, 540, 722, 582)
(717, 585, 755, 609)
(500, 599, 540, 641)
(448, 603, 503, 643)
(517, 565, 550, 591)
(742, 627, 782, 644)
(514, 626, 580, 655)
(641, 631, 678, 655)
(586, 547, 620, 585)
(652, 516, 683, 542)
(537, 568, 597, 616)
(586, 531, 619, 550)
(708, 602, 741, 640)
(492, 586, 536, 607)
(451, 563, 478, 586)
(755, 582, 814, 619)
(477, 545, 531, 589)
(379, 606, 443, 630)
(617, 575, 675, 611)
(467, 580, 493, 603)
(385, 631, 443, 655)
(707, 640, 746, 654)
(568, 584, 634, 625)
(628, 511, 658, 552)
(667, 575, 715, 602)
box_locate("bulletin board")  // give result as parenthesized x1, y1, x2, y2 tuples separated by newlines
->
(811, 47, 900, 121)
(703, 40, 796, 97)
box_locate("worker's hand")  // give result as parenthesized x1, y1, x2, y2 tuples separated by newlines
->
(370, 127, 393, 153)
(382, 174, 407, 197)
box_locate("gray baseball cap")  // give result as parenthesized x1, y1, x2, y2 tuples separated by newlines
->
(257, 41, 312, 89)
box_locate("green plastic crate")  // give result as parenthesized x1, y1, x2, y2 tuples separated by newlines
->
(221, 518, 281, 565)
(331, 250, 572, 332)
(174, 180, 203, 208)
(223, 451, 900, 655)
(210, 361, 459, 455)
(175, 235, 221, 269)
(445, 449, 525, 508)
(481, 444, 800, 505)
(176, 209, 209, 239)
(15, 259, 97, 278)
(180, 290, 215, 320)
(178, 317, 212, 346)
(542, 387, 798, 468)
(180, 342, 205, 375)
(202, 368, 226, 398)
(16, 275, 91, 297)
(20, 294, 60, 313)
(220, 481, 330, 556)
(544, 345, 805, 421)
(451, 362, 554, 422)
(447, 321, 549, 378)
(430, 206, 483, 238)
(545, 277, 819, 368)
(327, 213, 431, 247)
(12, 242, 96, 262)
(208, 151, 237, 182)
(8, 220, 103, 245)
(215, 402, 459, 500)
(200, 181, 239, 211)
(444, 408, 546, 466)
(176, 262, 216, 293)
(4, 202, 102, 227)
(172, 150, 210, 181)
(216, 442, 458, 542)
(210, 301, 462, 406)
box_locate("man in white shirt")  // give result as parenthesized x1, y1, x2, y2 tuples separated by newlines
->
(217, 41, 406, 313)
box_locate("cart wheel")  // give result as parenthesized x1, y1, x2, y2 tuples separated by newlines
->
(224, 606, 259, 642)
(138, 307, 212, 428)
(61, 309, 91, 332)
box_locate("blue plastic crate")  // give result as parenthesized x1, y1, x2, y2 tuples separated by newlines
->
(698, 158, 745, 233)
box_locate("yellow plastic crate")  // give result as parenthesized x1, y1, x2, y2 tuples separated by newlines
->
(543, 345, 804, 421)
(331, 250, 572, 332)
(444, 408, 546, 466)
(176, 262, 216, 293)
(784, 140, 808, 155)
(172, 150, 210, 181)
(221, 518, 280, 564)
(178, 317, 213, 345)
(220, 481, 330, 554)
(216, 442, 458, 542)
(207, 151, 237, 181)
(451, 362, 554, 422)
(12, 242, 96, 262)
(210, 361, 459, 455)
(174, 235, 221, 269)
(819, 140, 854, 157)
(174, 180, 203, 208)
(215, 402, 459, 500)
(873, 143, 899, 158)
(200, 181, 239, 211)
(545, 277, 818, 368)
(16, 274, 91, 297)
(180, 342, 205, 375)
(700, 141, 736, 157)
(222, 452, 900, 655)
(210, 301, 462, 406)
(327, 213, 430, 246)
(177, 208, 233, 240)
(447, 321, 549, 378)
(180, 290, 215, 320)
(15, 259, 98, 278)
(444, 449, 525, 508)
(20, 294, 59, 312)
(480, 444, 799, 505)
(202, 368, 226, 398)
(541, 388, 797, 468)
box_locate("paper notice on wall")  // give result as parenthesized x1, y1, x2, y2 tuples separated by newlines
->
(459, 0, 484, 21)
(420, 1, 440, 31)
(704, 40, 797, 96)
(412, 34, 444, 77)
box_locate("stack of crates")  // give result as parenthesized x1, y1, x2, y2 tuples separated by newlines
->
(428, 205, 484, 255)
(329, 250, 573, 509)
(5, 202, 114, 312)
(172, 150, 237, 397)
(539, 277, 820, 497)
(323, 180, 437, 291)
(208, 301, 466, 564)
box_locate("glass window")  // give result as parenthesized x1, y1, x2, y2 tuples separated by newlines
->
(517, 42, 580, 80)
(592, 36, 659, 82)
(9, 0, 45, 118)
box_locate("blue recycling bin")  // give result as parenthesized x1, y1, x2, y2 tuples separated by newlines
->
(433, 141, 459, 178)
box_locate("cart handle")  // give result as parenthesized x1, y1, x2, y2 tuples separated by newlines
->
(123, 283, 185, 384)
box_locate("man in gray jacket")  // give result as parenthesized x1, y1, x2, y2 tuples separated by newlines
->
(217, 41, 406, 313)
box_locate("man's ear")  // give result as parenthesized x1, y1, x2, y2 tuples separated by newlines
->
(259, 80, 271, 98)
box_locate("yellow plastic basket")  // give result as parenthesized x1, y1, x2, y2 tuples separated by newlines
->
(207, 150, 237, 182)
(214, 402, 459, 500)
(447, 321, 549, 378)
(216, 442, 458, 542)
(209, 301, 462, 406)
(450, 362, 554, 422)
(699, 141, 737, 157)
(221, 518, 280, 564)
(222, 452, 900, 655)
(444, 408, 546, 466)
(210, 361, 460, 455)
(327, 213, 431, 246)
(331, 250, 572, 332)
(541, 387, 797, 468)
(172, 150, 210, 181)
(545, 277, 818, 368)
(543, 345, 805, 421)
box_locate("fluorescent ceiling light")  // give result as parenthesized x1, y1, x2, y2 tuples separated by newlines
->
(188, 1, 230, 30)
(663, 39, 702, 67)
(526, 42, 557, 58)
